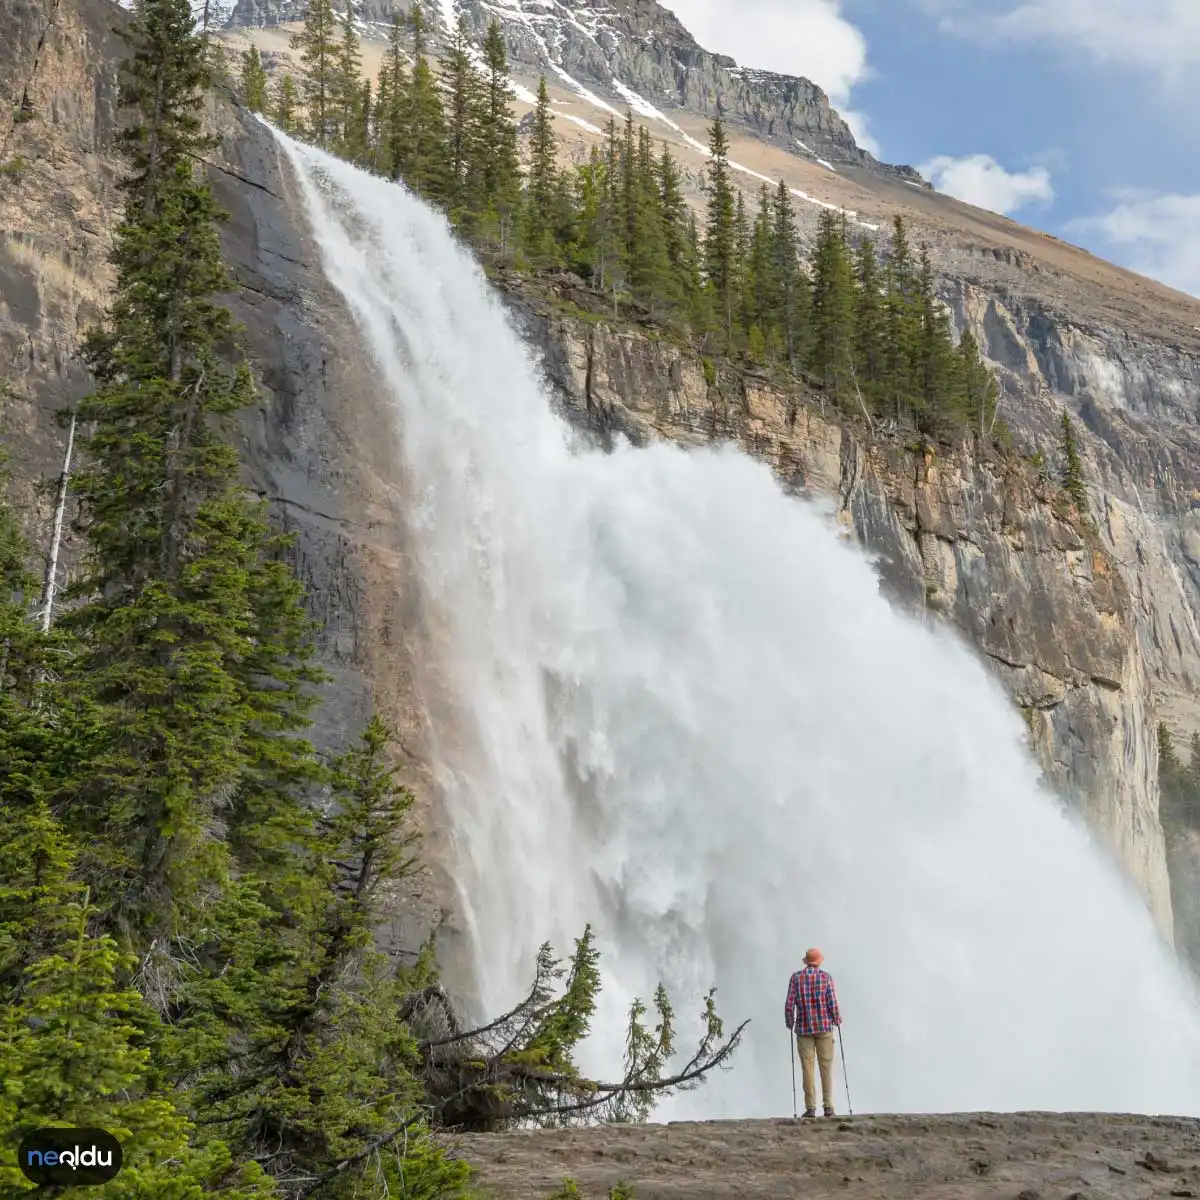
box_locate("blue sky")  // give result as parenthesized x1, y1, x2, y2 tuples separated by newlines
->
(661, 0, 1200, 298)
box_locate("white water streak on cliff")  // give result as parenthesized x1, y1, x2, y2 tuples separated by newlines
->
(274, 129, 1200, 1119)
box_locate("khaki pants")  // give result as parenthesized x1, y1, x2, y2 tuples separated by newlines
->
(797, 1031, 837, 1114)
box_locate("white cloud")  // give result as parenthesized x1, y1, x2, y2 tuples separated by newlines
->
(917, 153, 1055, 215)
(1066, 193, 1200, 298)
(662, 0, 879, 152)
(928, 0, 1200, 84)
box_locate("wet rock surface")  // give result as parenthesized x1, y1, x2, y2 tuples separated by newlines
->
(451, 1112, 1200, 1199)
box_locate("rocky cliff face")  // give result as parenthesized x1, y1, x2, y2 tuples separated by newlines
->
(6, 0, 1200, 961)
(0, 0, 455, 959)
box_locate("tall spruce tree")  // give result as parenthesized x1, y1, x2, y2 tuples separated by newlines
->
(291, 0, 338, 148)
(58, 0, 321, 950)
(331, 2, 364, 159)
(1060, 411, 1088, 511)
(807, 210, 856, 403)
(882, 215, 921, 424)
(0, 861, 272, 1198)
(853, 236, 885, 411)
(703, 117, 737, 346)
(525, 76, 560, 265)
(959, 329, 998, 442)
(272, 71, 299, 134)
(239, 46, 268, 113)
(770, 179, 807, 372)
(441, 15, 484, 223)
(478, 19, 521, 253)
(401, 2, 450, 202)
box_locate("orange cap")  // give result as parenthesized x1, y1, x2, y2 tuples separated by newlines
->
(804, 947, 823, 965)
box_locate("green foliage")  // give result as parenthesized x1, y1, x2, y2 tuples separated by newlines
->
(291, 0, 337, 147)
(0, 866, 271, 1199)
(239, 46, 268, 113)
(1059, 411, 1088, 511)
(332, 4, 364, 160)
(272, 72, 299, 134)
(1159, 724, 1200, 829)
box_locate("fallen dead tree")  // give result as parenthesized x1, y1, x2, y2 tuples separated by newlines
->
(404, 928, 749, 1132)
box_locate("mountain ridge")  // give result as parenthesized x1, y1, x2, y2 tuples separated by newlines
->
(223, 0, 929, 184)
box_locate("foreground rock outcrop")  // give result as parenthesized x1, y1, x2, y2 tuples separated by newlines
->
(453, 1112, 1200, 1199)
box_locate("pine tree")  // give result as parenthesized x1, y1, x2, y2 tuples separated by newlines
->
(401, 3, 450, 202)
(272, 71, 299, 134)
(770, 180, 808, 372)
(331, 2, 364, 159)
(0, 861, 272, 1198)
(913, 247, 967, 436)
(1060, 411, 1088, 511)
(56, 0, 322, 949)
(239, 45, 268, 114)
(658, 143, 692, 317)
(477, 19, 521, 254)
(703, 117, 737, 346)
(959, 329, 998, 443)
(852, 235, 885, 411)
(441, 15, 484, 223)
(167, 717, 472, 1197)
(882, 215, 921, 424)
(807, 210, 856, 404)
(732, 189, 751, 351)
(375, 8, 408, 179)
(525, 76, 560, 265)
(628, 124, 671, 315)
(291, 0, 338, 148)
(745, 185, 775, 362)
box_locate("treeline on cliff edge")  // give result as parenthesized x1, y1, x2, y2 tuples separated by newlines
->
(243, 0, 1002, 445)
(0, 1, 745, 1197)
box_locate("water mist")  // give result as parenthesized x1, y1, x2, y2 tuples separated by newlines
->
(274, 131, 1200, 1119)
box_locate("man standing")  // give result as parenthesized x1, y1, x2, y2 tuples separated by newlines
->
(784, 947, 841, 1118)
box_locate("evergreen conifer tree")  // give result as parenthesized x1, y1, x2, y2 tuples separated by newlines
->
(525, 76, 560, 265)
(239, 46, 268, 113)
(959, 329, 999, 442)
(807, 210, 856, 403)
(852, 236, 885, 411)
(401, 3, 451, 202)
(331, 3, 364, 159)
(1060, 411, 1088, 511)
(703, 117, 737, 346)
(272, 72, 299, 134)
(441, 15, 484, 224)
(56, 0, 322, 950)
(770, 180, 808, 372)
(477, 19, 521, 254)
(291, 0, 338, 147)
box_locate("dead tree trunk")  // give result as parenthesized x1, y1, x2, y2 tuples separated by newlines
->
(38, 412, 75, 632)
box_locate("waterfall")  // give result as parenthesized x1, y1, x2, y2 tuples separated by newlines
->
(273, 130, 1200, 1119)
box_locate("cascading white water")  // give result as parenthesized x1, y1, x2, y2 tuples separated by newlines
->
(273, 130, 1200, 1119)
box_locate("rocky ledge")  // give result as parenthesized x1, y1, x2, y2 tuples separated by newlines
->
(452, 1111, 1200, 1199)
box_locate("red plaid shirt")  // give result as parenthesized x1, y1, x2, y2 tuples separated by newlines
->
(785, 966, 841, 1035)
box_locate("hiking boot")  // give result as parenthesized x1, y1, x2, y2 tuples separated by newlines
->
(823, 1108, 836, 1118)
(802, 1109, 816, 1119)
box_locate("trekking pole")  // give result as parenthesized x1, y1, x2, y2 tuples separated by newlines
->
(837, 1027, 853, 1116)
(789, 1028, 797, 1119)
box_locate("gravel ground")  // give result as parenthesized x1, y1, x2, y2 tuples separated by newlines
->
(450, 1112, 1200, 1199)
